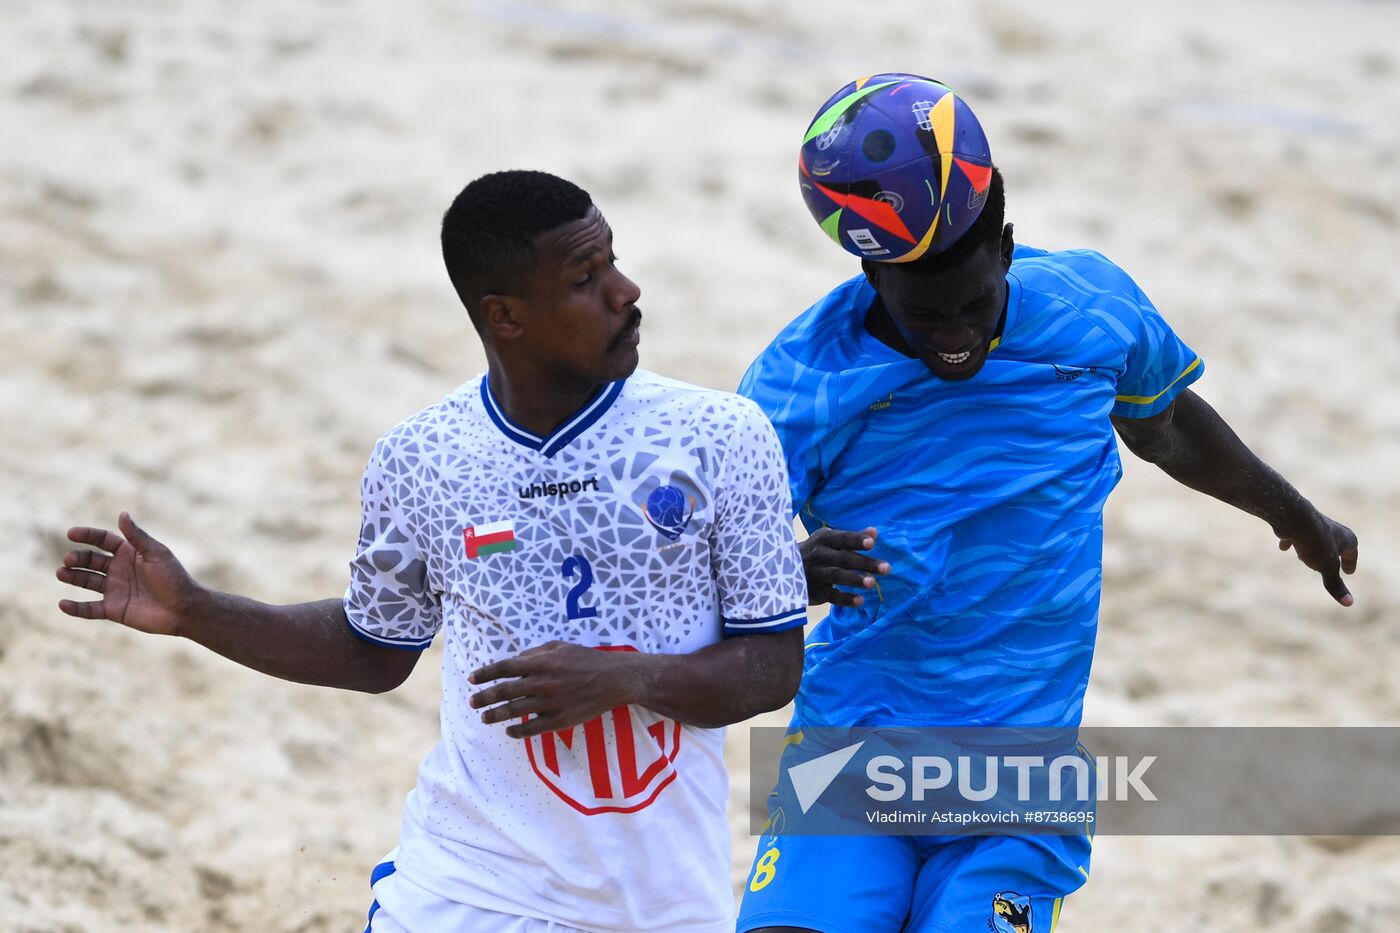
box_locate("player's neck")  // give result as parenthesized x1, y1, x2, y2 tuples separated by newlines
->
(486, 366, 611, 437)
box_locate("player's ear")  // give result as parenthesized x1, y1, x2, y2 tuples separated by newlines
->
(1000, 223, 1015, 269)
(479, 294, 526, 341)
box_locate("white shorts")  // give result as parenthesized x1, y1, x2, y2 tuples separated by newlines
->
(365, 852, 591, 933)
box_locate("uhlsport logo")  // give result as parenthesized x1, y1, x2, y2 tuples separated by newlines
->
(643, 485, 695, 541)
(991, 891, 1033, 933)
(518, 476, 600, 500)
(524, 647, 682, 814)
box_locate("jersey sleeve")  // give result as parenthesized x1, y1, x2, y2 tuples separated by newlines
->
(342, 437, 442, 650)
(737, 348, 831, 517)
(1105, 265, 1205, 419)
(709, 399, 809, 638)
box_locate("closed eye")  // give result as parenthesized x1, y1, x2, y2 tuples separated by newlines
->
(574, 254, 620, 288)
(909, 293, 996, 321)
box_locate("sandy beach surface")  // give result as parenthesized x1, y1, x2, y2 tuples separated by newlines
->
(3, 0, 1399, 929)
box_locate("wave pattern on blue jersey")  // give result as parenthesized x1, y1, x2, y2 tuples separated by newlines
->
(740, 247, 1202, 727)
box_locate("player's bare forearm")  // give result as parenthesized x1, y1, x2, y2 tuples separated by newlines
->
(57, 514, 419, 692)
(1112, 389, 1359, 604)
(628, 627, 805, 728)
(178, 592, 419, 694)
(470, 627, 804, 737)
(1112, 389, 1309, 527)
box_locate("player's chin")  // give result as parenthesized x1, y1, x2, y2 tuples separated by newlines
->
(602, 345, 641, 381)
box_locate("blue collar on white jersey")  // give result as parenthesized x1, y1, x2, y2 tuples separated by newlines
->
(479, 375, 626, 458)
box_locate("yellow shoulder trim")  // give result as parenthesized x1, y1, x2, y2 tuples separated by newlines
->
(1114, 356, 1201, 405)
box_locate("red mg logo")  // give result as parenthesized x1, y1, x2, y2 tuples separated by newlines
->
(523, 647, 683, 815)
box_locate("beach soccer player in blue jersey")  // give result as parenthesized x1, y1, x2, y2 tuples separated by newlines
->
(735, 74, 1360, 932)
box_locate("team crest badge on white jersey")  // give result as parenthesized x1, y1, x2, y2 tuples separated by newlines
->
(642, 485, 695, 541)
(634, 473, 702, 546)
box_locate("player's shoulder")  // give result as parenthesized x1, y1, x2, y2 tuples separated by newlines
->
(370, 375, 483, 459)
(1010, 246, 1154, 356)
(624, 369, 769, 428)
(1011, 246, 1142, 300)
(755, 275, 872, 369)
(740, 276, 872, 413)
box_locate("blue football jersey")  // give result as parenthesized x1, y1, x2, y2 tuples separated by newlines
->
(739, 246, 1203, 727)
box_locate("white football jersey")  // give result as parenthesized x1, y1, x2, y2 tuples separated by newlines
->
(343, 369, 807, 932)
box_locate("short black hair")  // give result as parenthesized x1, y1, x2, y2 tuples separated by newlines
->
(865, 166, 1006, 276)
(441, 170, 594, 330)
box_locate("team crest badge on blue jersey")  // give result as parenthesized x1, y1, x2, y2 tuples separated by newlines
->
(991, 891, 1033, 933)
(643, 485, 695, 541)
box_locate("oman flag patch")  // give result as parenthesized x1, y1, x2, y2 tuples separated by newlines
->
(464, 521, 517, 558)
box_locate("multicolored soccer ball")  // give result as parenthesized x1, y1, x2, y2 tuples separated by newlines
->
(798, 73, 994, 263)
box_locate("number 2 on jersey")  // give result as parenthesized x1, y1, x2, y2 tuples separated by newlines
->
(561, 554, 599, 620)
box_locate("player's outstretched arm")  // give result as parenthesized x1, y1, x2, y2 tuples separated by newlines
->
(1111, 389, 1359, 606)
(469, 628, 804, 738)
(57, 512, 421, 692)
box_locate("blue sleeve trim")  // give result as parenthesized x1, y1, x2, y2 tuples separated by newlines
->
(345, 613, 434, 651)
(722, 607, 807, 636)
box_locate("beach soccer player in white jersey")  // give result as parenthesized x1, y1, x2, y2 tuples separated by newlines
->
(55, 170, 809, 933)
(735, 75, 1360, 932)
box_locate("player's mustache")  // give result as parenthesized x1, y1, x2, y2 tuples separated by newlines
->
(609, 307, 642, 350)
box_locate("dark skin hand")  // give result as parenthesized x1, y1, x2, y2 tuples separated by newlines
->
(468, 628, 805, 738)
(799, 526, 890, 608)
(801, 389, 1358, 611)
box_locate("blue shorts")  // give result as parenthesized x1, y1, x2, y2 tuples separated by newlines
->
(736, 828, 1091, 933)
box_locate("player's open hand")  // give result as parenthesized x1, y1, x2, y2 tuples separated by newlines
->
(800, 526, 890, 608)
(468, 642, 644, 739)
(1275, 510, 1359, 607)
(56, 512, 199, 636)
